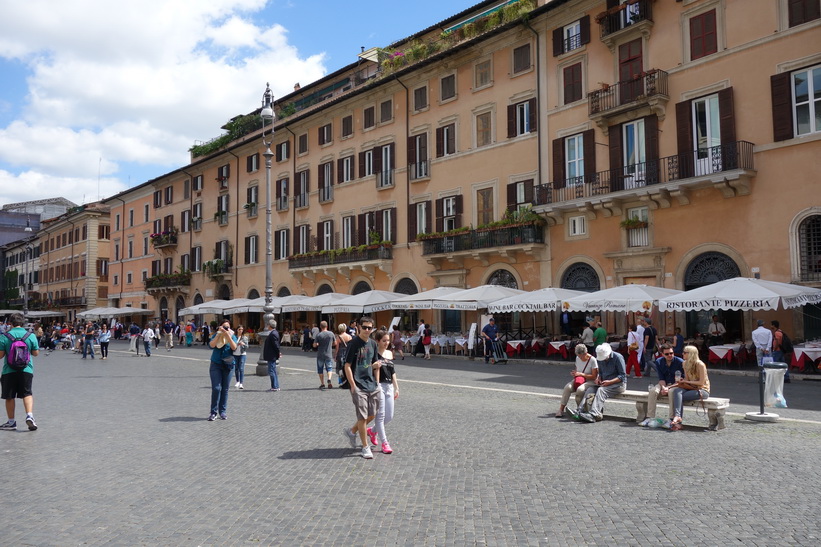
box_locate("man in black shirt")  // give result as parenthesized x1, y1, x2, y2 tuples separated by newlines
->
(342, 316, 381, 459)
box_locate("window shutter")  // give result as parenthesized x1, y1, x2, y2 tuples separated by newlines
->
(294, 228, 302, 255)
(583, 130, 596, 183)
(275, 179, 282, 200)
(408, 135, 417, 164)
(552, 137, 566, 188)
(246, 156, 253, 172)
(275, 231, 281, 259)
(606, 0, 618, 8)
(608, 125, 624, 190)
(244, 237, 251, 264)
(524, 179, 534, 204)
(580, 15, 590, 45)
(454, 195, 464, 229)
(337, 158, 344, 183)
(390, 207, 397, 244)
(718, 87, 736, 144)
(275, 143, 282, 162)
(305, 171, 310, 193)
(435, 198, 444, 232)
(316, 222, 323, 251)
(528, 98, 537, 132)
(507, 104, 517, 138)
(328, 220, 335, 249)
(359, 151, 366, 177)
(373, 147, 383, 175)
(419, 133, 428, 160)
(447, 124, 455, 153)
(318, 163, 325, 187)
(408, 203, 418, 241)
(675, 100, 695, 178)
(436, 126, 445, 157)
(327, 161, 334, 185)
(552, 27, 563, 57)
(645, 115, 660, 184)
(358, 214, 367, 245)
(507, 182, 518, 208)
(375, 209, 384, 239)
(388, 143, 395, 169)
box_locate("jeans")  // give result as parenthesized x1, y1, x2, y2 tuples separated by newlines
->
(670, 388, 709, 419)
(234, 354, 246, 383)
(584, 382, 626, 418)
(82, 339, 95, 358)
(375, 383, 394, 445)
(268, 360, 279, 389)
(771, 350, 789, 380)
(144, 340, 152, 356)
(209, 361, 233, 415)
(100, 342, 109, 358)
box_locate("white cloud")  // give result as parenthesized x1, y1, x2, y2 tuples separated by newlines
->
(0, 0, 326, 205)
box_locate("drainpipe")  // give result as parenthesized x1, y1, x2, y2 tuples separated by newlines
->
(286, 126, 297, 256)
(67, 217, 77, 321)
(228, 149, 240, 293)
(394, 74, 410, 265)
(524, 20, 544, 188)
(112, 196, 126, 306)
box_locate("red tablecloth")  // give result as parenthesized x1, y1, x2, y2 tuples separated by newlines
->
(547, 342, 568, 359)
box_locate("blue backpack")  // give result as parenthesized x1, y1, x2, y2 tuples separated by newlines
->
(5, 332, 33, 370)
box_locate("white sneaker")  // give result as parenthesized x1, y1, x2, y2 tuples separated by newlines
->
(343, 427, 358, 448)
(235, 381, 240, 388)
(238, 383, 244, 390)
(361, 446, 373, 459)
(639, 418, 651, 427)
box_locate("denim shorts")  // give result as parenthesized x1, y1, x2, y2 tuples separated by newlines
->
(316, 358, 334, 374)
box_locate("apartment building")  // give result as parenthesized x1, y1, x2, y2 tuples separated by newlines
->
(1, 235, 40, 311)
(103, 0, 821, 338)
(38, 203, 110, 322)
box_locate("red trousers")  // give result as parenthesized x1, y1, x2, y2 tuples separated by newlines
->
(626, 350, 642, 377)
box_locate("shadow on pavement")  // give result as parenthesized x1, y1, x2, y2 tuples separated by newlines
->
(279, 448, 353, 460)
(159, 416, 205, 422)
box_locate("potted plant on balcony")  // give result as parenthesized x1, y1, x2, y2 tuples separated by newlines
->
(620, 217, 648, 229)
(214, 211, 227, 223)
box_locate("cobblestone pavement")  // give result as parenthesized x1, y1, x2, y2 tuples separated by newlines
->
(4, 341, 820, 546)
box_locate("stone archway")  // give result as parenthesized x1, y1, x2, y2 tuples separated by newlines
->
(316, 284, 333, 295)
(175, 296, 185, 320)
(560, 262, 601, 292)
(683, 251, 742, 341)
(217, 284, 232, 300)
(487, 268, 519, 289)
(352, 281, 372, 295)
(159, 297, 168, 320)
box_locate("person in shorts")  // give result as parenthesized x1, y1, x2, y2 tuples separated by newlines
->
(0, 313, 40, 431)
(313, 321, 336, 389)
(342, 316, 381, 459)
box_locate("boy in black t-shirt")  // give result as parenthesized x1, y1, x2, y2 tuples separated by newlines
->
(342, 316, 381, 459)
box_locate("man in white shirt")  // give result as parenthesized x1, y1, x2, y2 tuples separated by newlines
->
(708, 315, 726, 346)
(751, 319, 773, 366)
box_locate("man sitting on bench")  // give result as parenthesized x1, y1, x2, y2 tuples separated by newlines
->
(640, 343, 684, 427)
(577, 344, 626, 423)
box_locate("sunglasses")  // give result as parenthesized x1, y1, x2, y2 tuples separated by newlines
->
(663, 352, 673, 356)
(360, 325, 374, 330)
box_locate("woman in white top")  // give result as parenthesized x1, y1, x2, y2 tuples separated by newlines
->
(556, 344, 599, 417)
(233, 325, 249, 389)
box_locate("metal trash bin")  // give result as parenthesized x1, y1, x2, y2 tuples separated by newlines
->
(763, 362, 788, 408)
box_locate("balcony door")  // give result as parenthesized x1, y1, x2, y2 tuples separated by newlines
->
(618, 38, 643, 104)
(692, 94, 721, 175)
(622, 119, 646, 188)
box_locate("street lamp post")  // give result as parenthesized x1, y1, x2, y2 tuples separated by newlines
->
(22, 245, 30, 317)
(257, 83, 276, 376)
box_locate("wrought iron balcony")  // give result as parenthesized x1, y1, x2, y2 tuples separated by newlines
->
(421, 224, 544, 256)
(288, 245, 392, 269)
(597, 0, 653, 38)
(409, 160, 430, 181)
(533, 141, 755, 207)
(150, 233, 178, 250)
(276, 196, 289, 211)
(54, 296, 86, 307)
(589, 69, 668, 117)
(144, 271, 192, 292)
(294, 193, 308, 209)
(376, 169, 394, 189)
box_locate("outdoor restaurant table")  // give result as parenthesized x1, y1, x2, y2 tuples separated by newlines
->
(792, 344, 821, 371)
(454, 337, 469, 354)
(547, 341, 569, 359)
(709, 343, 743, 364)
(531, 337, 547, 354)
(506, 340, 527, 356)
(431, 335, 452, 353)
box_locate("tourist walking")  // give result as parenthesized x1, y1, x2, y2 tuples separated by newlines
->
(342, 317, 381, 459)
(0, 313, 40, 431)
(262, 320, 281, 391)
(368, 329, 399, 454)
(98, 324, 111, 360)
(233, 326, 248, 389)
(141, 324, 155, 357)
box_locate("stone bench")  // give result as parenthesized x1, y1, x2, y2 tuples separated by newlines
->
(612, 389, 731, 430)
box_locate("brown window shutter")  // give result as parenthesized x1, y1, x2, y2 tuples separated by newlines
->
(718, 87, 736, 144)
(583, 130, 596, 183)
(507, 104, 517, 138)
(328, 162, 334, 185)
(507, 182, 517, 208)
(337, 159, 344, 183)
(609, 124, 623, 190)
(244, 237, 251, 264)
(454, 195, 464, 229)
(274, 230, 281, 258)
(435, 198, 444, 232)
(375, 210, 384, 239)
(770, 73, 794, 142)
(606, 0, 618, 8)
(644, 115, 660, 183)
(246, 155, 253, 172)
(436, 127, 444, 157)
(552, 137, 566, 188)
(407, 135, 417, 164)
(359, 151, 366, 177)
(275, 144, 282, 162)
(316, 222, 323, 251)
(580, 15, 590, 45)
(408, 203, 417, 241)
(528, 98, 537, 132)
(328, 220, 335, 248)
(447, 124, 455, 153)
(419, 133, 428, 159)
(388, 143, 395, 168)
(424, 201, 432, 233)
(552, 27, 563, 57)
(373, 147, 383, 174)
(523, 179, 534, 204)
(390, 208, 397, 244)
(358, 214, 366, 245)
(318, 164, 325, 187)
(675, 100, 695, 179)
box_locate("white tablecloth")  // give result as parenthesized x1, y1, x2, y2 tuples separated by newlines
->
(709, 344, 742, 360)
(794, 345, 821, 363)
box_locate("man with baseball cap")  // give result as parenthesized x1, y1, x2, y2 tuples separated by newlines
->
(577, 343, 626, 423)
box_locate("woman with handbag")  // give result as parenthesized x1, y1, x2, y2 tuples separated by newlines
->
(625, 324, 643, 378)
(422, 324, 432, 360)
(666, 345, 710, 431)
(233, 325, 249, 390)
(556, 344, 599, 418)
(207, 320, 237, 421)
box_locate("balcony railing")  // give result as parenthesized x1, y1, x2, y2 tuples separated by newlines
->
(409, 160, 430, 181)
(151, 233, 178, 250)
(376, 169, 394, 189)
(54, 296, 86, 307)
(589, 69, 668, 116)
(295, 193, 308, 209)
(421, 224, 544, 255)
(276, 196, 289, 211)
(627, 226, 649, 248)
(144, 271, 192, 290)
(204, 260, 232, 279)
(533, 141, 754, 206)
(288, 245, 392, 269)
(597, 0, 652, 38)
(319, 186, 333, 203)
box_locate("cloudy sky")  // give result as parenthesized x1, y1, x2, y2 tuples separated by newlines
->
(0, 0, 468, 207)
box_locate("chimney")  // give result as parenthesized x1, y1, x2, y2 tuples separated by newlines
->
(294, 83, 300, 91)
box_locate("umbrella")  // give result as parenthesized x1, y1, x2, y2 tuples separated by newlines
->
(281, 293, 349, 313)
(77, 307, 123, 320)
(658, 277, 821, 311)
(115, 307, 155, 316)
(223, 295, 299, 314)
(431, 285, 525, 310)
(322, 290, 406, 314)
(390, 287, 464, 310)
(25, 310, 66, 318)
(562, 284, 682, 312)
(178, 299, 237, 316)
(488, 287, 586, 313)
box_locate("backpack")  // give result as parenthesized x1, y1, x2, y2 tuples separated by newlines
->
(779, 330, 794, 354)
(4, 332, 33, 370)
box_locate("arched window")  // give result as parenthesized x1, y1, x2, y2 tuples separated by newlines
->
(352, 281, 372, 294)
(798, 215, 821, 282)
(487, 269, 518, 289)
(159, 297, 168, 320)
(561, 263, 600, 292)
(316, 284, 333, 295)
(218, 284, 231, 300)
(684, 251, 741, 289)
(247, 289, 260, 299)
(277, 287, 291, 297)
(175, 296, 185, 320)
(193, 293, 204, 306)
(394, 278, 418, 295)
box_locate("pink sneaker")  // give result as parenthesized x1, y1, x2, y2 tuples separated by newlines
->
(381, 441, 392, 454)
(366, 427, 378, 446)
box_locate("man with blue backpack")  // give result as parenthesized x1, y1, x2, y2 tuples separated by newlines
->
(0, 313, 40, 431)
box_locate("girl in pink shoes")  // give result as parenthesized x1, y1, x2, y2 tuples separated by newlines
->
(368, 329, 399, 454)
